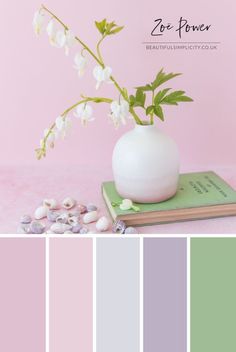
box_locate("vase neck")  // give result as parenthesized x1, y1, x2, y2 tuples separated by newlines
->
(134, 124, 157, 132)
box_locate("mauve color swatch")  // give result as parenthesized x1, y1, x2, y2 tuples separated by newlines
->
(97, 238, 140, 352)
(0, 238, 45, 352)
(144, 238, 187, 352)
(50, 238, 93, 352)
(191, 238, 236, 352)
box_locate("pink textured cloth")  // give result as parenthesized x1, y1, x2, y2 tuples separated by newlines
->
(0, 165, 236, 234)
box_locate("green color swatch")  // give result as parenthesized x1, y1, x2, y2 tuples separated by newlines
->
(191, 238, 236, 352)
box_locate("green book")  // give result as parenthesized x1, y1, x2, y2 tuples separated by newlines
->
(102, 171, 236, 226)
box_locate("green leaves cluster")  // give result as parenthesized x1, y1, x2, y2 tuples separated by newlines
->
(95, 19, 124, 36)
(130, 69, 193, 122)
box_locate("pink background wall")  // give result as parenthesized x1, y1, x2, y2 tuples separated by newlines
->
(0, 0, 235, 169)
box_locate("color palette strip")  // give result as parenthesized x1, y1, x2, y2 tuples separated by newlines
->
(0, 238, 45, 352)
(144, 238, 187, 352)
(50, 238, 93, 352)
(191, 238, 236, 352)
(96, 238, 140, 352)
(0, 236, 235, 352)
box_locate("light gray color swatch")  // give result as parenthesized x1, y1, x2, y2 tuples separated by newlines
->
(97, 238, 140, 352)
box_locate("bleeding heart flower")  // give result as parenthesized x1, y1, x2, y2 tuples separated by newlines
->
(93, 66, 112, 89)
(55, 116, 72, 138)
(33, 10, 45, 36)
(74, 103, 94, 125)
(46, 20, 66, 48)
(119, 199, 133, 211)
(119, 199, 140, 212)
(64, 30, 76, 56)
(109, 99, 130, 128)
(46, 21, 75, 53)
(74, 53, 87, 77)
(43, 129, 57, 148)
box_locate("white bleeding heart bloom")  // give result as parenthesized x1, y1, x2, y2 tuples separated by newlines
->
(47, 20, 66, 48)
(55, 116, 72, 138)
(42, 129, 57, 148)
(93, 66, 112, 89)
(46, 21, 75, 53)
(74, 53, 87, 77)
(109, 99, 130, 128)
(64, 30, 76, 56)
(119, 199, 133, 211)
(74, 103, 94, 125)
(33, 10, 44, 35)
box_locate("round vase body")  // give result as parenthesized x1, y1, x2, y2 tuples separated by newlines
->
(112, 124, 180, 203)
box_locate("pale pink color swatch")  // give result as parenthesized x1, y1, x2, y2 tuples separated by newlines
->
(50, 238, 93, 352)
(0, 238, 45, 352)
(0, 0, 235, 168)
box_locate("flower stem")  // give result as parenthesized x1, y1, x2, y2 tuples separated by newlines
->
(150, 90, 155, 125)
(41, 4, 102, 66)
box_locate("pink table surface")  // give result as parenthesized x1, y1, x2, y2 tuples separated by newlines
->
(0, 165, 236, 234)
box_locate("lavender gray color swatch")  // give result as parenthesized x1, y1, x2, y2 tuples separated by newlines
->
(97, 238, 140, 352)
(144, 238, 187, 352)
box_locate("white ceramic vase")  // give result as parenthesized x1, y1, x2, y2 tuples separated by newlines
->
(112, 124, 180, 203)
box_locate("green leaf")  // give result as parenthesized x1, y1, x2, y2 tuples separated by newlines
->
(95, 19, 107, 35)
(152, 69, 182, 90)
(106, 21, 116, 32)
(154, 105, 164, 121)
(135, 88, 146, 107)
(175, 95, 193, 102)
(161, 90, 193, 105)
(146, 105, 155, 116)
(129, 89, 146, 108)
(109, 26, 124, 34)
(129, 95, 135, 106)
(134, 83, 153, 92)
(122, 88, 129, 100)
(154, 88, 171, 105)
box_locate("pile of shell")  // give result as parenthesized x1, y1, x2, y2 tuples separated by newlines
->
(19, 197, 139, 235)
(18, 197, 110, 234)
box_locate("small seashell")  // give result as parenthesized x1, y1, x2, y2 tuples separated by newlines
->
(45, 230, 55, 234)
(18, 224, 31, 234)
(43, 199, 59, 210)
(77, 204, 87, 214)
(68, 210, 80, 218)
(83, 210, 98, 224)
(68, 216, 79, 226)
(112, 220, 126, 234)
(50, 223, 72, 234)
(34, 206, 48, 220)
(47, 210, 61, 222)
(96, 216, 110, 232)
(80, 226, 89, 234)
(86, 204, 98, 212)
(20, 214, 32, 224)
(64, 230, 73, 234)
(72, 223, 82, 233)
(62, 197, 76, 210)
(124, 227, 139, 234)
(56, 213, 68, 224)
(30, 221, 45, 234)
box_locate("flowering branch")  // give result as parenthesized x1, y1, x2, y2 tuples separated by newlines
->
(36, 96, 113, 159)
(41, 3, 142, 125)
(33, 5, 193, 160)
